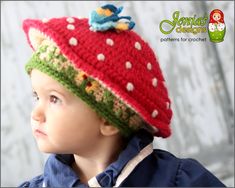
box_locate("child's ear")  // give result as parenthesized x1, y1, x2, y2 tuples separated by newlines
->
(99, 118, 120, 136)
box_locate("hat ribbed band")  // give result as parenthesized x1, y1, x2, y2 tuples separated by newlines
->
(26, 42, 147, 137)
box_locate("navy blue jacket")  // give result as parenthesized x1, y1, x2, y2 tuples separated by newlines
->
(19, 130, 225, 187)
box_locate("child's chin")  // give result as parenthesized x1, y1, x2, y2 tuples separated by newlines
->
(36, 142, 56, 153)
(37, 145, 55, 153)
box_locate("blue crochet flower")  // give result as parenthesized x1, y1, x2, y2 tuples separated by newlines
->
(89, 4, 135, 32)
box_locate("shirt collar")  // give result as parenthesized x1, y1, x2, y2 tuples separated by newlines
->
(43, 154, 83, 187)
(95, 129, 153, 186)
(43, 129, 153, 187)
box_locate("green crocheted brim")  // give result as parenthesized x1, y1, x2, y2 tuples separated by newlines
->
(25, 42, 145, 137)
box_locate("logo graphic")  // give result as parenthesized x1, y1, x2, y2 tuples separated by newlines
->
(208, 9, 226, 43)
(159, 11, 208, 35)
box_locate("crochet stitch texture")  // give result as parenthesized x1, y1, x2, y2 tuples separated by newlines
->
(23, 6, 173, 138)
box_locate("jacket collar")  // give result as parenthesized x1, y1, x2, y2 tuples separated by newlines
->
(43, 129, 153, 187)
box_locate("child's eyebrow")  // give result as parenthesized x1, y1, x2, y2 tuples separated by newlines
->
(45, 88, 67, 98)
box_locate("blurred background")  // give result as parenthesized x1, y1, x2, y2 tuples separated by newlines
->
(1, 1, 234, 187)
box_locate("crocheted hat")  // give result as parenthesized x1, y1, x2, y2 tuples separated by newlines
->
(22, 4, 173, 138)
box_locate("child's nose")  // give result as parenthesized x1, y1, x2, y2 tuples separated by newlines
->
(31, 103, 46, 123)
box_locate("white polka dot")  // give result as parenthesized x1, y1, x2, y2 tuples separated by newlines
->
(69, 37, 78, 46)
(147, 62, 152, 70)
(89, 27, 97, 32)
(126, 82, 134, 91)
(162, 81, 167, 88)
(106, 38, 114, 46)
(125, 61, 132, 69)
(152, 110, 158, 118)
(66, 17, 75, 23)
(67, 24, 75, 30)
(97, 53, 105, 61)
(135, 42, 141, 50)
(152, 78, 157, 87)
(166, 102, 170, 109)
(42, 18, 49, 23)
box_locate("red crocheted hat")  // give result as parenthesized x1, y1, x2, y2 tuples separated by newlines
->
(22, 4, 173, 138)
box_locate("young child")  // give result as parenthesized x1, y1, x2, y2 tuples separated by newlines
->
(20, 4, 225, 187)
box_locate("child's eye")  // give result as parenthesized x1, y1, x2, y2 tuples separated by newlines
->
(32, 91, 39, 101)
(49, 95, 62, 105)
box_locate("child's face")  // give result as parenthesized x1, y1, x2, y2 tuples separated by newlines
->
(30, 69, 103, 155)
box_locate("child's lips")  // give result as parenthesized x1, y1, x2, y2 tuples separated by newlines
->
(34, 128, 47, 137)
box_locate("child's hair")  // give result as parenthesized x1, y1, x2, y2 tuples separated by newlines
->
(23, 4, 173, 138)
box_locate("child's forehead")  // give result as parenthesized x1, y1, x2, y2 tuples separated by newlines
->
(31, 69, 69, 94)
